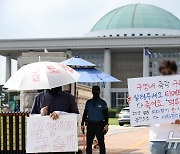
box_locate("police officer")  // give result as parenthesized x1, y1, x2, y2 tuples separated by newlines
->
(81, 86, 109, 154)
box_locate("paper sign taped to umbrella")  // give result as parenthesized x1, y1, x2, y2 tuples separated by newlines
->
(26, 114, 78, 153)
(128, 75, 180, 126)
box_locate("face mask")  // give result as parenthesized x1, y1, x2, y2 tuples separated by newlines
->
(161, 71, 173, 75)
(50, 87, 62, 95)
(92, 92, 100, 99)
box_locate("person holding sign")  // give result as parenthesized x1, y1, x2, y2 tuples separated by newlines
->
(128, 60, 180, 154)
(81, 86, 109, 154)
(31, 86, 79, 154)
(31, 86, 79, 117)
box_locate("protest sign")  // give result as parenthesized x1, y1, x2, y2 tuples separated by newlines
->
(26, 114, 78, 153)
(128, 75, 180, 126)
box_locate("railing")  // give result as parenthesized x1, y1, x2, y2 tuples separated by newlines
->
(0, 112, 29, 154)
(0, 112, 86, 153)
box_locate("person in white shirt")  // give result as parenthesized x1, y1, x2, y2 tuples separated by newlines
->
(150, 60, 180, 154)
(128, 60, 180, 154)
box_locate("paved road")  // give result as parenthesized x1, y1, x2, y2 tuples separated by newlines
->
(92, 125, 149, 154)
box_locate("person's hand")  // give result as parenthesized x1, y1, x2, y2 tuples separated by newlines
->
(50, 112, 59, 120)
(171, 119, 180, 124)
(41, 106, 48, 116)
(104, 125, 109, 133)
(175, 119, 180, 125)
(81, 125, 85, 134)
(127, 94, 131, 105)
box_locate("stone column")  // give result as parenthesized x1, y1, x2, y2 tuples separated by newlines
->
(6, 55, 11, 81)
(143, 48, 149, 77)
(66, 49, 72, 58)
(65, 49, 76, 96)
(104, 49, 111, 107)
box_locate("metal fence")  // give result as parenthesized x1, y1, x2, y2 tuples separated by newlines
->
(0, 112, 29, 154)
(0, 112, 86, 154)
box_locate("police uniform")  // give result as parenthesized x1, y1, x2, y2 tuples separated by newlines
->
(81, 97, 108, 154)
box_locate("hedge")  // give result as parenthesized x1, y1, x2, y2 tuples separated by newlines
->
(108, 108, 118, 118)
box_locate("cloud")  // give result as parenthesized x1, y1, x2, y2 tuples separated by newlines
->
(0, 0, 179, 39)
(0, 0, 83, 38)
(0, 0, 180, 83)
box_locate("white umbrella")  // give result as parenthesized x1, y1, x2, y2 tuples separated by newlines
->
(4, 62, 80, 91)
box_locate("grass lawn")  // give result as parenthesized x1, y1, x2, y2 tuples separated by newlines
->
(109, 118, 119, 125)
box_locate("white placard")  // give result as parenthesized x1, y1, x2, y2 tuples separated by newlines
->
(26, 114, 78, 153)
(128, 75, 180, 126)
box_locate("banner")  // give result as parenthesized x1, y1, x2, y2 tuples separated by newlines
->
(128, 75, 180, 126)
(26, 114, 78, 153)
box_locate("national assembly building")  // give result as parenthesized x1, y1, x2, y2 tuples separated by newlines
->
(1, 3, 180, 108)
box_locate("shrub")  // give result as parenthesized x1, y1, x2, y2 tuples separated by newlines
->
(117, 105, 125, 113)
(108, 108, 117, 118)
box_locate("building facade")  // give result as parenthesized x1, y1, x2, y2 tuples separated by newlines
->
(74, 4, 180, 108)
(1, 4, 180, 108)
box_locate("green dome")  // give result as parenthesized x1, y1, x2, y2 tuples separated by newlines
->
(91, 4, 180, 32)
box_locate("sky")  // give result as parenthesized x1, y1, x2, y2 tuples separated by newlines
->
(0, 0, 180, 84)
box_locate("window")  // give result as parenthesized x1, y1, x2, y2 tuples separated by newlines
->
(132, 34, 135, 36)
(111, 91, 128, 108)
(155, 34, 158, 36)
(154, 72, 158, 76)
(111, 92, 116, 99)
(140, 33, 143, 36)
(111, 99, 116, 108)
(153, 62, 158, 67)
(121, 108, 130, 114)
(117, 99, 125, 107)
(124, 34, 127, 36)
(116, 34, 120, 37)
(111, 92, 117, 108)
(147, 34, 151, 36)
(118, 92, 124, 98)
(87, 54, 90, 59)
(149, 62, 152, 68)
(150, 71, 152, 76)
(109, 35, 112, 37)
(126, 92, 128, 97)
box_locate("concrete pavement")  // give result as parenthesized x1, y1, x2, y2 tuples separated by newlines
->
(90, 125, 149, 154)
(105, 126, 149, 154)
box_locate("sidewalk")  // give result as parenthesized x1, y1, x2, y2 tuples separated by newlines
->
(105, 127, 149, 154)
(90, 126, 149, 154)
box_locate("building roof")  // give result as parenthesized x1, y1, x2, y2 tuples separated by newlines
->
(91, 4, 180, 32)
(1, 36, 180, 59)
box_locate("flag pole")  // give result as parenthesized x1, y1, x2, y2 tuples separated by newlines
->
(143, 47, 150, 77)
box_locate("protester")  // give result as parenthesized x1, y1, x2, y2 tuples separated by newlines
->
(128, 60, 180, 154)
(31, 86, 79, 118)
(31, 86, 79, 154)
(81, 86, 109, 154)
